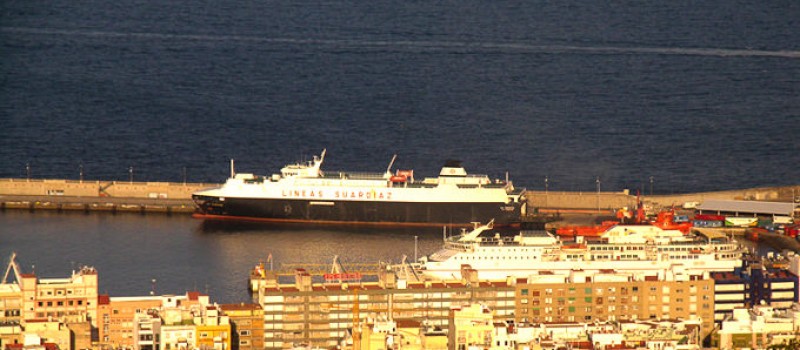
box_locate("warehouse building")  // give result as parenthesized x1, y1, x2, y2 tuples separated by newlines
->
(696, 200, 797, 220)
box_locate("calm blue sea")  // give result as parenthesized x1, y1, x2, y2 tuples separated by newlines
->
(2, 0, 798, 192)
(0, 0, 797, 302)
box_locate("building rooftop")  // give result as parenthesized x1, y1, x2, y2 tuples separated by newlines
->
(697, 200, 796, 216)
(219, 303, 261, 311)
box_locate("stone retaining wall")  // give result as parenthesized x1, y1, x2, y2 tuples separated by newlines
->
(0, 178, 217, 199)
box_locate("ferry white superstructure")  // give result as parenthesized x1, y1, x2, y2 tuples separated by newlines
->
(416, 221, 743, 280)
(192, 150, 524, 226)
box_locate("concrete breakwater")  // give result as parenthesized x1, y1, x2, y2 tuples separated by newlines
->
(0, 178, 217, 214)
(525, 185, 800, 213)
(1, 177, 797, 216)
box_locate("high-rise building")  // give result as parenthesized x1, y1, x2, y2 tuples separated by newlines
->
(514, 269, 715, 339)
(219, 304, 263, 350)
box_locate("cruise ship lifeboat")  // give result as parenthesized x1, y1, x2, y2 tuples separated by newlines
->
(389, 175, 407, 183)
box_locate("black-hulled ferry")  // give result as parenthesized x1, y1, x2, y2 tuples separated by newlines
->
(192, 150, 525, 227)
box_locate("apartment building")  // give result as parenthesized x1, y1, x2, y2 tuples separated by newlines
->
(218, 304, 263, 350)
(514, 269, 715, 339)
(257, 268, 515, 349)
(19, 267, 99, 328)
(0, 283, 23, 348)
(97, 292, 209, 350)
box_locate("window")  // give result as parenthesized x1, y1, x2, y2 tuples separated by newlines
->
(521, 289, 528, 296)
(240, 330, 251, 336)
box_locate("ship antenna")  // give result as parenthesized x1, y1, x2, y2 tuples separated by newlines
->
(318, 149, 326, 164)
(386, 154, 397, 176)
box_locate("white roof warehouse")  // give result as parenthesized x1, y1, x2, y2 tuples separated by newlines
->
(697, 199, 797, 218)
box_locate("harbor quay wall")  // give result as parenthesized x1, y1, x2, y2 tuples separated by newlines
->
(526, 185, 800, 212)
(0, 178, 219, 214)
(0, 178, 216, 198)
(1, 177, 797, 216)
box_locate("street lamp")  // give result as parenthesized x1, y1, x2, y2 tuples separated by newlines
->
(79, 164, 84, 183)
(544, 176, 549, 208)
(545, 176, 549, 193)
(129, 166, 134, 184)
(26, 163, 30, 181)
(414, 235, 418, 263)
(649, 176, 654, 196)
(596, 176, 601, 212)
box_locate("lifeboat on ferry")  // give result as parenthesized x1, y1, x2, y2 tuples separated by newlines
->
(389, 175, 407, 183)
(390, 169, 414, 183)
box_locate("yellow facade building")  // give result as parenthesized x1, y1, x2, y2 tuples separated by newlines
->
(447, 304, 495, 350)
(194, 307, 230, 350)
(219, 304, 263, 350)
(514, 270, 715, 339)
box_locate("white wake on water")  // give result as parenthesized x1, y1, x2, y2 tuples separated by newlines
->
(3, 26, 799, 59)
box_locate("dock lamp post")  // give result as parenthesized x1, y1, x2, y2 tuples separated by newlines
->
(596, 177, 601, 212)
(129, 166, 134, 184)
(26, 163, 30, 181)
(544, 176, 549, 207)
(650, 176, 654, 196)
(79, 164, 84, 183)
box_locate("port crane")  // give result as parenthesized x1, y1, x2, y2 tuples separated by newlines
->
(2, 252, 22, 284)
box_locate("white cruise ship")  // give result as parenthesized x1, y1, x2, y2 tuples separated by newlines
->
(416, 221, 743, 280)
(192, 150, 525, 227)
